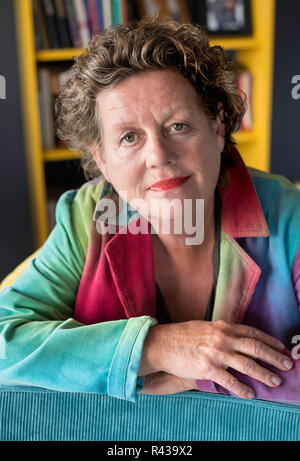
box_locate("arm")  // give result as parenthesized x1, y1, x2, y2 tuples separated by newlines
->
(0, 190, 157, 402)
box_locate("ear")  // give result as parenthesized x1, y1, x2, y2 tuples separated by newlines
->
(92, 146, 111, 182)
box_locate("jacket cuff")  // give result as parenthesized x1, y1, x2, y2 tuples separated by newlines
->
(107, 316, 158, 402)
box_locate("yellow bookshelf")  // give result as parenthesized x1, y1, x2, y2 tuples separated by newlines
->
(14, 0, 275, 248)
(43, 148, 83, 162)
(36, 48, 83, 61)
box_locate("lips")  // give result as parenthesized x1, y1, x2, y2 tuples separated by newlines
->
(149, 176, 191, 192)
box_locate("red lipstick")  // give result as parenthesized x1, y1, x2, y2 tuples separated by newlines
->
(150, 176, 190, 192)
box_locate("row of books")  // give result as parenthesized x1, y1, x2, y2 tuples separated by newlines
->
(33, 0, 129, 49)
(38, 64, 253, 153)
(33, 0, 205, 50)
(38, 66, 69, 150)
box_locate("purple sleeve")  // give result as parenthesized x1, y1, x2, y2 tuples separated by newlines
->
(195, 244, 300, 405)
(194, 244, 300, 405)
(292, 242, 300, 310)
(207, 348, 300, 406)
(196, 349, 300, 405)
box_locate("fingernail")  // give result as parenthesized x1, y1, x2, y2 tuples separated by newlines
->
(283, 359, 293, 369)
(272, 376, 281, 386)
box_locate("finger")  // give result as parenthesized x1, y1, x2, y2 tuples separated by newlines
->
(218, 351, 283, 388)
(231, 324, 285, 352)
(230, 336, 293, 372)
(211, 367, 255, 400)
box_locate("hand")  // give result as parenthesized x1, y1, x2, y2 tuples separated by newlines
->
(141, 320, 293, 400)
(139, 371, 198, 395)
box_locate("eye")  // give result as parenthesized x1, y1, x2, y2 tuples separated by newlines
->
(170, 123, 188, 132)
(121, 132, 137, 144)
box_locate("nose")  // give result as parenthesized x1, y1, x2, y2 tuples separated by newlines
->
(145, 132, 176, 169)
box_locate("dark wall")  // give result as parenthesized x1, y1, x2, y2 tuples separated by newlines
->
(0, 1, 33, 280)
(271, 0, 300, 181)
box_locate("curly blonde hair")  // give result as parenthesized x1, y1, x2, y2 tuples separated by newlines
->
(55, 14, 246, 179)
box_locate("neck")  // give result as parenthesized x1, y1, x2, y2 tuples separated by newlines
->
(151, 195, 216, 265)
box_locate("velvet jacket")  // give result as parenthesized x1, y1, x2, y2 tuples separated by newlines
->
(0, 146, 299, 404)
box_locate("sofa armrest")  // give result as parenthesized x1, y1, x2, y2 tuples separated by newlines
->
(0, 386, 299, 441)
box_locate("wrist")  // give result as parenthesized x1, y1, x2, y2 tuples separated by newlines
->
(139, 324, 166, 376)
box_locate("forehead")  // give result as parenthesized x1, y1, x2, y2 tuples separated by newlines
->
(96, 70, 200, 117)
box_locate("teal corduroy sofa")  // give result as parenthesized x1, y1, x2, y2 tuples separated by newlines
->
(1, 386, 300, 441)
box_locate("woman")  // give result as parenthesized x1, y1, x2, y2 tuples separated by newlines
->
(0, 15, 299, 404)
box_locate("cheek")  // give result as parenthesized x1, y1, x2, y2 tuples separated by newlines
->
(189, 140, 220, 172)
(107, 160, 145, 195)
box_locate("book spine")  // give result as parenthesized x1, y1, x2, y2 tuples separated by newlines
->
(36, 0, 51, 48)
(84, 0, 93, 35)
(42, 0, 60, 48)
(72, 0, 91, 46)
(32, 0, 44, 49)
(96, 0, 104, 30)
(39, 68, 55, 150)
(121, 0, 127, 24)
(102, 0, 113, 28)
(64, 0, 82, 47)
(112, 0, 122, 25)
(54, 0, 73, 47)
(87, 0, 100, 33)
(142, 0, 160, 17)
(166, 0, 181, 22)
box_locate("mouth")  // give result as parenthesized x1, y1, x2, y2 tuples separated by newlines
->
(149, 176, 191, 192)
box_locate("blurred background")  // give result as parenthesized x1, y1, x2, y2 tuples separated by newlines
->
(0, 0, 299, 280)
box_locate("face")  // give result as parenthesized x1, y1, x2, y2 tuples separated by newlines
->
(93, 69, 225, 226)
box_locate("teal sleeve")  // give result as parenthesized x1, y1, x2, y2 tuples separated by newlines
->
(0, 190, 157, 402)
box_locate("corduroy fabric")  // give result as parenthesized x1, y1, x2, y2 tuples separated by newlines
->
(0, 387, 299, 441)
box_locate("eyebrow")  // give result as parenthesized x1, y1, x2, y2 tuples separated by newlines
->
(109, 104, 192, 133)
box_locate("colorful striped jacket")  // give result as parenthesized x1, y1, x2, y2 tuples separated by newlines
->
(0, 146, 299, 404)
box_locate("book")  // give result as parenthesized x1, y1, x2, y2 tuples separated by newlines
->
(64, 0, 82, 47)
(102, 0, 113, 28)
(72, 0, 91, 46)
(238, 69, 253, 131)
(54, 0, 73, 47)
(38, 65, 71, 150)
(87, 0, 101, 34)
(122, 0, 127, 24)
(38, 67, 56, 150)
(84, 0, 93, 35)
(42, 0, 60, 48)
(176, 0, 191, 23)
(137, 0, 159, 18)
(35, 0, 51, 49)
(112, 0, 122, 26)
(126, 0, 139, 22)
(32, 0, 44, 49)
(96, 0, 104, 30)
(165, 0, 182, 22)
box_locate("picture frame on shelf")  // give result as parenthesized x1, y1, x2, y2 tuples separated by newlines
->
(197, 0, 252, 36)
